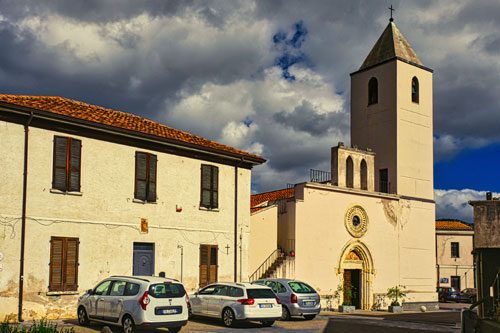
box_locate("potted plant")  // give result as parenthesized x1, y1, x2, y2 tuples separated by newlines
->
(334, 282, 357, 313)
(387, 285, 407, 313)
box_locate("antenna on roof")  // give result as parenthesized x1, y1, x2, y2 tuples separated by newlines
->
(388, 5, 395, 22)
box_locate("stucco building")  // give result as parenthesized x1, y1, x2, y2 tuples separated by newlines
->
(250, 20, 438, 310)
(0, 95, 264, 321)
(435, 219, 475, 292)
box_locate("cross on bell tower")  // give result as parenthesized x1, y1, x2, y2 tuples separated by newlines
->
(388, 5, 395, 22)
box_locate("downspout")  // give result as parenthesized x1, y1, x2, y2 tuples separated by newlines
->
(234, 158, 244, 282)
(18, 111, 33, 322)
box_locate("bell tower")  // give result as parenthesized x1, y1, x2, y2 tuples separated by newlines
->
(350, 19, 434, 200)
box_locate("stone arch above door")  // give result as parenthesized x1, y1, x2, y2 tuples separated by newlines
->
(336, 240, 375, 310)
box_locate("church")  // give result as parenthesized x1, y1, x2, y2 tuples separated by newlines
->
(250, 19, 438, 310)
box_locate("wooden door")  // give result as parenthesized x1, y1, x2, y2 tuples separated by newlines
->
(199, 245, 218, 287)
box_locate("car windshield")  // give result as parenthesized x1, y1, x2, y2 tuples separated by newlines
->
(288, 281, 316, 294)
(148, 283, 186, 298)
(246, 289, 276, 299)
(449, 287, 457, 292)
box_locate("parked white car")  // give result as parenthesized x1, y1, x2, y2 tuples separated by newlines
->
(189, 282, 282, 327)
(77, 275, 188, 333)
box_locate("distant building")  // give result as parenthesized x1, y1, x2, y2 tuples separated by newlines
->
(0, 94, 264, 321)
(435, 219, 475, 291)
(469, 194, 500, 325)
(250, 19, 438, 311)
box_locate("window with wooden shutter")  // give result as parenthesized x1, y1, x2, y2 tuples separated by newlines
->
(52, 136, 81, 192)
(49, 237, 79, 292)
(134, 152, 157, 202)
(200, 165, 218, 209)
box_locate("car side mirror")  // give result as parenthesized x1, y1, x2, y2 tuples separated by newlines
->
(87, 289, 93, 295)
(194, 291, 198, 296)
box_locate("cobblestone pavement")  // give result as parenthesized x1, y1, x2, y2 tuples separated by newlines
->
(18, 309, 464, 333)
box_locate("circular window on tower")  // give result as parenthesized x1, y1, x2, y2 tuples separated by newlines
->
(345, 205, 368, 238)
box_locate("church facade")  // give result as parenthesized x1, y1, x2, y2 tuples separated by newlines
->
(250, 21, 438, 310)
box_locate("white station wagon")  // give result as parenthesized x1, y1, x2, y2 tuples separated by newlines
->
(189, 282, 282, 327)
(77, 275, 189, 333)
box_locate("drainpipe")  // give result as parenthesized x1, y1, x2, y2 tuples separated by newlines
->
(18, 111, 33, 322)
(234, 158, 244, 282)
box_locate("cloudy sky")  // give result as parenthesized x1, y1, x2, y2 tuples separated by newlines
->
(1, 0, 499, 222)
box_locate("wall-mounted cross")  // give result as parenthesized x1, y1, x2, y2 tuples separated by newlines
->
(225, 244, 230, 255)
(389, 5, 395, 22)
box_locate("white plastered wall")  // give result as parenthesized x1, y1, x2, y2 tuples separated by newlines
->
(0, 121, 251, 320)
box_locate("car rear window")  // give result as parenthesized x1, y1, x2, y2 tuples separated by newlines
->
(288, 281, 316, 294)
(246, 288, 276, 299)
(148, 283, 186, 298)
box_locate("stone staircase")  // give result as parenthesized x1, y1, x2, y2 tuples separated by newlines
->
(250, 249, 294, 281)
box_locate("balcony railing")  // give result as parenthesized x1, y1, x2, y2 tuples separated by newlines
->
(310, 169, 331, 183)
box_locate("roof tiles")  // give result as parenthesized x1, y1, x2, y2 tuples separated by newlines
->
(0, 94, 265, 163)
(436, 220, 474, 231)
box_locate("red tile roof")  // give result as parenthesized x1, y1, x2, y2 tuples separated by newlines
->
(0, 94, 265, 163)
(436, 220, 474, 231)
(251, 188, 294, 213)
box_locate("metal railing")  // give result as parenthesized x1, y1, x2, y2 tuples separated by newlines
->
(310, 169, 331, 183)
(249, 248, 284, 282)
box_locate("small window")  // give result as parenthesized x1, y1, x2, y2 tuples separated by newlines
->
(346, 156, 354, 188)
(379, 168, 389, 193)
(134, 152, 157, 202)
(49, 236, 79, 292)
(451, 242, 460, 258)
(53, 136, 81, 192)
(368, 77, 378, 105)
(360, 159, 368, 190)
(412, 77, 419, 103)
(200, 164, 219, 209)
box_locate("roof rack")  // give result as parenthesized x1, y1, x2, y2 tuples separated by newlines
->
(110, 275, 150, 282)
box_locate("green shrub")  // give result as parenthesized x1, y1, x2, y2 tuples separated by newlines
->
(0, 319, 74, 333)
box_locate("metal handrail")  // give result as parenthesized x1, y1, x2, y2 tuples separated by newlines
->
(249, 248, 283, 282)
(310, 169, 331, 183)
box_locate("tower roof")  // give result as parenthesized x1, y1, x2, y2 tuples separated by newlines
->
(359, 21, 424, 71)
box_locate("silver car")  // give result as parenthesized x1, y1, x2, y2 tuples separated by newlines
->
(253, 278, 321, 320)
(189, 282, 282, 327)
(77, 275, 189, 333)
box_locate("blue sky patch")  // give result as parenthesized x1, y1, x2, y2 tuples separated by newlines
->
(273, 21, 308, 81)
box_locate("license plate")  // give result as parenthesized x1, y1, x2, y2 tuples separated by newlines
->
(303, 301, 315, 307)
(155, 306, 182, 315)
(259, 304, 272, 308)
(163, 309, 179, 314)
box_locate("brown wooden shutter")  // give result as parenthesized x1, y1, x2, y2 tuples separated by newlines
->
(147, 154, 157, 202)
(69, 139, 81, 192)
(64, 238, 79, 291)
(209, 245, 218, 284)
(53, 137, 68, 191)
(49, 237, 64, 291)
(199, 245, 209, 287)
(135, 152, 147, 201)
(211, 166, 219, 209)
(201, 165, 211, 208)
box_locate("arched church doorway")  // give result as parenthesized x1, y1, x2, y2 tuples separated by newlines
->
(338, 241, 374, 310)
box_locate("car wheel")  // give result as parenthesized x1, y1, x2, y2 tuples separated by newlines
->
(168, 327, 182, 333)
(77, 306, 89, 326)
(281, 306, 291, 321)
(304, 314, 316, 320)
(122, 315, 135, 333)
(261, 320, 275, 327)
(222, 307, 236, 327)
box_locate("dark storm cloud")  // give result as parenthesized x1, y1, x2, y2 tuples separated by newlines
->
(273, 101, 349, 136)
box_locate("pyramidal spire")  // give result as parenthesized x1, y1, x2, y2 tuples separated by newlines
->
(359, 21, 423, 70)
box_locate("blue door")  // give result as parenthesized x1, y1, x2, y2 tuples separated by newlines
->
(133, 243, 154, 276)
